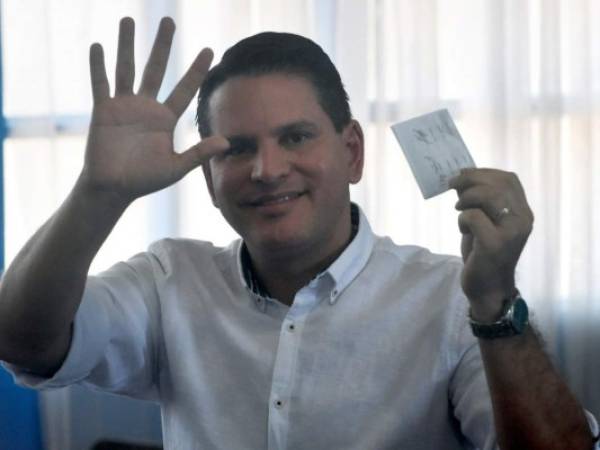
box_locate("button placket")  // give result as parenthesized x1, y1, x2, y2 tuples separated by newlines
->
(268, 290, 317, 449)
(269, 319, 300, 411)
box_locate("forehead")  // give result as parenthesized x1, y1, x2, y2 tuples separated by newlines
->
(208, 73, 332, 135)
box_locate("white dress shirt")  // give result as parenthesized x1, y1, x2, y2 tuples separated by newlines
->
(5, 207, 598, 449)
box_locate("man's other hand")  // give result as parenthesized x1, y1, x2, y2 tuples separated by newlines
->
(449, 168, 534, 321)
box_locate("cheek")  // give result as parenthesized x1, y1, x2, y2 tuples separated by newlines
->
(314, 145, 350, 182)
(210, 163, 247, 199)
(307, 142, 337, 173)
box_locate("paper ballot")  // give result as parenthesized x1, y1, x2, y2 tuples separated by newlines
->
(391, 109, 476, 199)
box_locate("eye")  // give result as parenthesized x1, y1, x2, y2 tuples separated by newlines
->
(221, 140, 256, 160)
(281, 131, 312, 147)
(225, 145, 248, 157)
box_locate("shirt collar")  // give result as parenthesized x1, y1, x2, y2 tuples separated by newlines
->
(238, 203, 376, 306)
(324, 204, 376, 304)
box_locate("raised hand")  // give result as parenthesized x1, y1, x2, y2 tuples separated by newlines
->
(449, 168, 534, 321)
(80, 17, 229, 204)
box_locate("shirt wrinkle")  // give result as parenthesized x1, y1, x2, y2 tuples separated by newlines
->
(146, 250, 168, 395)
(7, 205, 599, 450)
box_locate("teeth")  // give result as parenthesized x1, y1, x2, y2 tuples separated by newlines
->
(266, 195, 291, 204)
(257, 193, 300, 206)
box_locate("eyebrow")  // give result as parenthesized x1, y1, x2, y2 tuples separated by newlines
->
(273, 120, 320, 136)
(224, 120, 320, 143)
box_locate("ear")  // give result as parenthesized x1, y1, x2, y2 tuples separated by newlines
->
(342, 120, 365, 184)
(202, 162, 220, 208)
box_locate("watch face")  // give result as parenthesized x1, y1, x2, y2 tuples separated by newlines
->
(470, 296, 530, 339)
(511, 297, 529, 333)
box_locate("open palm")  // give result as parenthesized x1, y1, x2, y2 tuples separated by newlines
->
(81, 17, 228, 204)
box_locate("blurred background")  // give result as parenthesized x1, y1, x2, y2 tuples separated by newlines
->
(1, 0, 599, 448)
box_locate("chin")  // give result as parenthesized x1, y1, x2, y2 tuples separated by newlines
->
(249, 229, 312, 254)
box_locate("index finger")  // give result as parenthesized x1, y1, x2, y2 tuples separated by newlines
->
(164, 48, 214, 118)
(448, 168, 507, 192)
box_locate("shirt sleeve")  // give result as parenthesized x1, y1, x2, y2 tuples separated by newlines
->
(2, 251, 162, 401)
(449, 333, 499, 450)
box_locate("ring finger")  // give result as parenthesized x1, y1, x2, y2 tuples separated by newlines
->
(455, 185, 515, 225)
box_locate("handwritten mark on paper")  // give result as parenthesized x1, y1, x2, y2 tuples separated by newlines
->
(391, 109, 476, 199)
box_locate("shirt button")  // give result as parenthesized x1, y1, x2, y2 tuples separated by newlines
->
(274, 399, 285, 409)
(287, 323, 296, 332)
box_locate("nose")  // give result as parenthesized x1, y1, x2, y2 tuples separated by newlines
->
(250, 143, 290, 183)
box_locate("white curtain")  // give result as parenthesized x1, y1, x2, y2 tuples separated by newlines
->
(3, 0, 600, 447)
(345, 0, 600, 418)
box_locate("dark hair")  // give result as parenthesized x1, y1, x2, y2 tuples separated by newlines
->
(195, 32, 352, 137)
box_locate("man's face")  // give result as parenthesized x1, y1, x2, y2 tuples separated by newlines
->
(203, 73, 364, 257)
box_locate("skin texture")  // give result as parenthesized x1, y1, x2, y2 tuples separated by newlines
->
(0, 16, 594, 449)
(203, 74, 364, 303)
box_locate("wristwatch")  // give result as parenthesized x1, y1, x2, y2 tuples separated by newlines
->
(469, 292, 529, 339)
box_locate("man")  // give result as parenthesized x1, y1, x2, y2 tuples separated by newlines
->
(0, 16, 597, 450)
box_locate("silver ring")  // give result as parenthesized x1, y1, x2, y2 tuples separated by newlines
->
(496, 207, 511, 221)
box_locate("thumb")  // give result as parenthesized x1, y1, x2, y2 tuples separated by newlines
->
(174, 136, 230, 178)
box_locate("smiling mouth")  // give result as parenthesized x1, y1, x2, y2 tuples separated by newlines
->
(248, 191, 305, 207)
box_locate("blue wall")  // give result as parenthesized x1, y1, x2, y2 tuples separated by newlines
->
(0, 369, 43, 449)
(0, 2, 44, 447)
